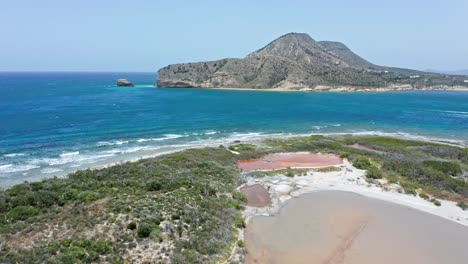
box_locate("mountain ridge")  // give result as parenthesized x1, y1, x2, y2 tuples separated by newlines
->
(156, 33, 468, 91)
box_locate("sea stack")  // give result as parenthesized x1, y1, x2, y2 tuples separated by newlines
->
(117, 79, 134, 87)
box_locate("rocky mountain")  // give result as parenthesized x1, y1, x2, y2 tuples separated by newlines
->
(156, 33, 468, 91)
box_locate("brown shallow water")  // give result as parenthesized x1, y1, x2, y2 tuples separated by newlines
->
(237, 153, 342, 171)
(244, 191, 468, 264)
(240, 184, 272, 207)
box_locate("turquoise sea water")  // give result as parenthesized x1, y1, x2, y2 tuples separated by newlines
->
(0, 72, 467, 186)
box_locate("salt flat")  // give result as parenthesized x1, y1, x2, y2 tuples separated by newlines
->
(245, 191, 468, 264)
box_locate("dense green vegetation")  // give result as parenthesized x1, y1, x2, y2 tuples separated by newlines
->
(0, 135, 467, 263)
(263, 135, 468, 200)
(0, 147, 255, 264)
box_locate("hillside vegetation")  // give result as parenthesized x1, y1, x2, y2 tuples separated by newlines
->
(1, 135, 467, 263)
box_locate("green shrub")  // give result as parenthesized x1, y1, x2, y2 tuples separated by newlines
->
(234, 213, 246, 228)
(430, 198, 441, 206)
(7, 205, 40, 221)
(228, 144, 257, 152)
(457, 201, 467, 210)
(352, 156, 372, 170)
(146, 181, 162, 191)
(77, 191, 101, 203)
(366, 166, 383, 179)
(45, 239, 114, 262)
(232, 191, 247, 204)
(6, 184, 29, 196)
(422, 160, 462, 176)
(285, 168, 295, 177)
(401, 182, 417, 196)
(419, 192, 429, 200)
(339, 152, 350, 158)
(62, 189, 79, 201)
(387, 175, 398, 184)
(127, 222, 137, 230)
(137, 223, 153, 238)
(91, 241, 113, 255)
(237, 240, 244, 247)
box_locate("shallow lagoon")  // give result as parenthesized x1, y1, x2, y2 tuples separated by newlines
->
(245, 191, 468, 264)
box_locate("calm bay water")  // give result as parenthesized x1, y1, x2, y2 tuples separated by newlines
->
(0, 72, 467, 186)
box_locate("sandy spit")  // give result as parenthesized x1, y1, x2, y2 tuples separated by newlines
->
(241, 159, 468, 227)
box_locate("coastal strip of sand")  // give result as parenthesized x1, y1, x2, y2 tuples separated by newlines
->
(193, 85, 468, 93)
(240, 158, 468, 227)
(238, 155, 468, 263)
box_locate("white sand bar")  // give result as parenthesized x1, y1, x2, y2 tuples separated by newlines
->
(242, 160, 468, 227)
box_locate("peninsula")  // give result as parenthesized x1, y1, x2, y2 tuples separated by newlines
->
(156, 33, 468, 91)
(1, 135, 467, 263)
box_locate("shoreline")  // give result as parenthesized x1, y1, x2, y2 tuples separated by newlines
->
(240, 160, 468, 227)
(1, 131, 467, 189)
(159, 85, 468, 93)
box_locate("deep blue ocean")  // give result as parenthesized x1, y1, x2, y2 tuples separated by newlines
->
(0, 72, 467, 186)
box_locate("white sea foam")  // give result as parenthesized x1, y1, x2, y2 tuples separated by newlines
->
(103, 149, 123, 154)
(230, 132, 264, 140)
(432, 110, 468, 119)
(0, 164, 13, 170)
(311, 126, 327, 130)
(30, 151, 117, 167)
(121, 146, 150, 153)
(4, 153, 25, 158)
(136, 134, 185, 143)
(0, 164, 39, 173)
(40, 168, 64, 174)
(447, 113, 468, 119)
(60, 151, 79, 157)
(2, 129, 466, 188)
(204, 131, 218, 135)
(101, 146, 150, 155)
(97, 140, 129, 146)
(440, 110, 468, 115)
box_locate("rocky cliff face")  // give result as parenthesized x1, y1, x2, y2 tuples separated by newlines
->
(156, 33, 468, 90)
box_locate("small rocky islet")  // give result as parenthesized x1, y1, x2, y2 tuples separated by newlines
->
(116, 78, 134, 87)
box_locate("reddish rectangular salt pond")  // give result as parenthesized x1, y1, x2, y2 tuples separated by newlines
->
(237, 152, 343, 171)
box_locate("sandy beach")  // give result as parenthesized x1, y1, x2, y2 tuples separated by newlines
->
(241, 159, 468, 226)
(201, 85, 468, 93)
(237, 155, 468, 263)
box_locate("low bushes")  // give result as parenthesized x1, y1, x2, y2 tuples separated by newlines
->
(457, 201, 467, 210)
(234, 213, 246, 228)
(419, 192, 429, 200)
(0, 135, 466, 263)
(430, 198, 441, 206)
(339, 151, 350, 158)
(6, 205, 40, 221)
(422, 160, 462, 176)
(352, 156, 373, 170)
(366, 166, 383, 179)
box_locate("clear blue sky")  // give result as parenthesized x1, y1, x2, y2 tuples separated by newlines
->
(2, 0, 467, 72)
